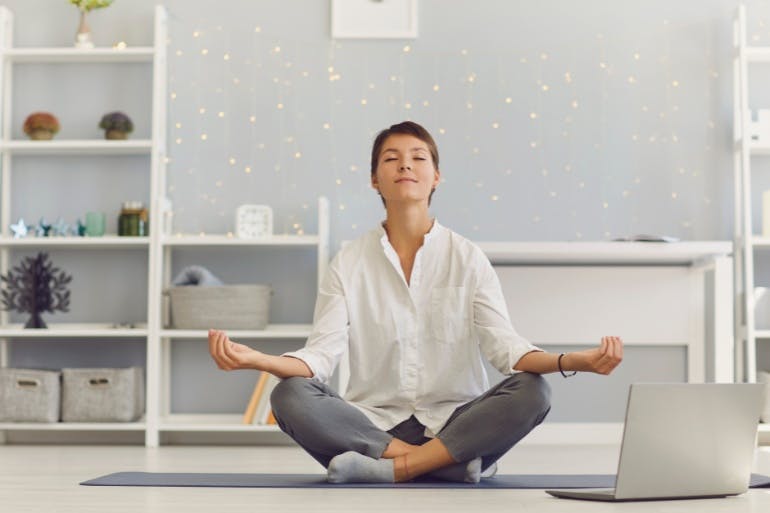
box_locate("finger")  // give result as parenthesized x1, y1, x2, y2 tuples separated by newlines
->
(606, 337, 616, 360)
(211, 331, 226, 369)
(208, 329, 217, 357)
(223, 337, 247, 370)
(616, 336, 624, 359)
(217, 332, 235, 370)
(600, 336, 609, 355)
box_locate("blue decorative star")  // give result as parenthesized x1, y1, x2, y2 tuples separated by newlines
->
(10, 218, 27, 238)
(52, 217, 69, 237)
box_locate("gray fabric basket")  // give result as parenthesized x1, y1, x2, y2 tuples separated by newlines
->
(61, 367, 144, 422)
(166, 284, 271, 330)
(0, 368, 61, 423)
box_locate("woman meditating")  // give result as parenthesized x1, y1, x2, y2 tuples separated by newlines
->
(208, 121, 623, 484)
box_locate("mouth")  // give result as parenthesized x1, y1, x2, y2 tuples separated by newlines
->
(395, 178, 418, 183)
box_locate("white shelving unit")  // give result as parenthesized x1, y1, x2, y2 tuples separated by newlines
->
(735, 4, 770, 386)
(151, 197, 329, 445)
(734, 5, 770, 440)
(0, 6, 168, 445)
(0, 6, 330, 447)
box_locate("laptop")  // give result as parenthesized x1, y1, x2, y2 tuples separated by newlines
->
(546, 383, 766, 502)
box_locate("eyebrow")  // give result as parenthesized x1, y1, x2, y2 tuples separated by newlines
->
(382, 147, 429, 153)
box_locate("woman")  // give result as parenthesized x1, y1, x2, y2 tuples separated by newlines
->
(208, 121, 623, 484)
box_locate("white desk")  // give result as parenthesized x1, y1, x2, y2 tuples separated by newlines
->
(478, 241, 734, 384)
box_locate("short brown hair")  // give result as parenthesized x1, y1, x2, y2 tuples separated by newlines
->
(370, 121, 439, 206)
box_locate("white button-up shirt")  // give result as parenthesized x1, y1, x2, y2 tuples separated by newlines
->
(283, 220, 539, 436)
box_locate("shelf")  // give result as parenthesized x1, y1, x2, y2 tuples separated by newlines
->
(159, 414, 280, 432)
(161, 324, 312, 339)
(162, 234, 320, 247)
(0, 323, 148, 338)
(755, 330, 770, 339)
(744, 46, 770, 63)
(0, 139, 153, 155)
(0, 235, 149, 248)
(1, 47, 155, 63)
(0, 421, 146, 431)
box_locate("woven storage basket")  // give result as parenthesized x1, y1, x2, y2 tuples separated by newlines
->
(166, 284, 271, 330)
(61, 367, 144, 422)
(0, 368, 60, 422)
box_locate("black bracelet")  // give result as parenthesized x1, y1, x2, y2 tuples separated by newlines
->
(558, 353, 578, 378)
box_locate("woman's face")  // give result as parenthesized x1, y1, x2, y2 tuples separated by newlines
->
(371, 134, 440, 207)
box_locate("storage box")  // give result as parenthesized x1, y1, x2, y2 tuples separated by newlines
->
(166, 285, 272, 330)
(0, 368, 61, 422)
(61, 367, 144, 422)
(759, 371, 770, 424)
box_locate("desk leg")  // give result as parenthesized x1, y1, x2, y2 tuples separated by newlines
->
(712, 256, 735, 383)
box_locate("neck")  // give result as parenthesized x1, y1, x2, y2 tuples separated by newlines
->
(383, 203, 433, 253)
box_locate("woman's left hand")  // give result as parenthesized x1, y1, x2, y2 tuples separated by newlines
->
(568, 336, 623, 375)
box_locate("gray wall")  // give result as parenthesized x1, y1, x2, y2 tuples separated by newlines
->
(3, 0, 763, 421)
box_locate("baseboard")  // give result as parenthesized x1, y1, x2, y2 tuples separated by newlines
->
(520, 422, 624, 445)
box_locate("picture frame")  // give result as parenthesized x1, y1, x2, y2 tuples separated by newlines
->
(331, 0, 418, 39)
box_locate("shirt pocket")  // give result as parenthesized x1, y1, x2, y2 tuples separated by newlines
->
(430, 287, 470, 343)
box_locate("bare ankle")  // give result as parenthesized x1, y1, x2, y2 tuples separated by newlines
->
(393, 454, 410, 482)
(381, 438, 418, 459)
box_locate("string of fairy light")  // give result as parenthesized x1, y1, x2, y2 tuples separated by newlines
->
(164, 15, 720, 241)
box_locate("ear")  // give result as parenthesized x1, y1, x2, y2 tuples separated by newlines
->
(371, 173, 379, 190)
(433, 168, 441, 188)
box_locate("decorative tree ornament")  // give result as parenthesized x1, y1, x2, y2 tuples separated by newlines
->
(75, 218, 87, 236)
(10, 218, 28, 238)
(0, 252, 72, 329)
(36, 218, 52, 237)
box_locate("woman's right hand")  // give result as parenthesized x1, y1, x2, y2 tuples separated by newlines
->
(208, 329, 265, 371)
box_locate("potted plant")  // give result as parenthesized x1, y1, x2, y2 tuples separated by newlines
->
(69, 0, 114, 49)
(99, 111, 134, 140)
(23, 112, 60, 140)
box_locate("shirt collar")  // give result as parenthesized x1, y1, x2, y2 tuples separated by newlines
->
(378, 218, 441, 249)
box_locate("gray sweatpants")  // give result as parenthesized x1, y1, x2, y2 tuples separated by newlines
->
(270, 372, 551, 471)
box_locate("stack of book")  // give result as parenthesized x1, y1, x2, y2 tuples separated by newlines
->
(242, 372, 281, 425)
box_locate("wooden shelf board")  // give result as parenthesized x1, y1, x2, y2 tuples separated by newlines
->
(0, 139, 153, 155)
(159, 414, 280, 432)
(0, 421, 145, 431)
(0, 235, 149, 248)
(0, 323, 147, 338)
(161, 324, 312, 339)
(745, 46, 770, 63)
(162, 234, 320, 247)
(3, 47, 154, 63)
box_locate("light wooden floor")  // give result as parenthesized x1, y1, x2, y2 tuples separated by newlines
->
(1, 444, 770, 513)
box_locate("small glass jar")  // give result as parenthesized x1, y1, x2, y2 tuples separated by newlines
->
(118, 201, 148, 236)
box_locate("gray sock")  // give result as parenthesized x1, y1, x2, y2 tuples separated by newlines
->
(480, 462, 498, 478)
(327, 451, 395, 484)
(427, 457, 482, 483)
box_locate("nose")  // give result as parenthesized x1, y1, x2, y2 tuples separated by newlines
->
(399, 162, 411, 171)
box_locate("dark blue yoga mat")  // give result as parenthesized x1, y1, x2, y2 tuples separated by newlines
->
(80, 472, 770, 489)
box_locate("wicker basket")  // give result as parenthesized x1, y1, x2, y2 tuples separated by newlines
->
(166, 285, 272, 330)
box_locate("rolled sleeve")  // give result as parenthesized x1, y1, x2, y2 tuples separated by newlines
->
(282, 257, 349, 383)
(472, 254, 540, 375)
